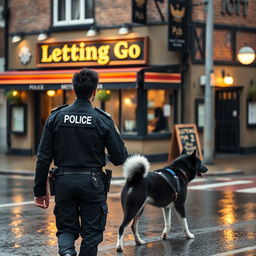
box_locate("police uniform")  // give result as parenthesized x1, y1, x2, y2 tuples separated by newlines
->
(34, 98, 128, 256)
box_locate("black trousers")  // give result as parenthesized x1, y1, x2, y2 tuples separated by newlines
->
(54, 172, 107, 256)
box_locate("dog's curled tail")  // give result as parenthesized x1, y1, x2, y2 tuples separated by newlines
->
(123, 154, 150, 183)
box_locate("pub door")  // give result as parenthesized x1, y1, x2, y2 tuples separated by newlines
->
(215, 88, 240, 153)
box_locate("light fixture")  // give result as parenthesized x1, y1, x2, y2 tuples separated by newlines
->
(86, 26, 99, 37)
(12, 34, 22, 43)
(46, 90, 56, 97)
(222, 70, 234, 86)
(12, 90, 19, 97)
(37, 32, 48, 41)
(118, 24, 132, 35)
(237, 46, 255, 65)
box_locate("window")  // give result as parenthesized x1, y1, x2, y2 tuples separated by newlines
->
(121, 90, 137, 134)
(213, 30, 233, 61)
(147, 90, 173, 134)
(0, 6, 4, 28)
(53, 0, 94, 26)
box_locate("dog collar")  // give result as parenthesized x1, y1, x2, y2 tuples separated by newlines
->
(165, 168, 176, 177)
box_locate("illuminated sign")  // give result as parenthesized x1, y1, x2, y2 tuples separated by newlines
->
(37, 37, 148, 67)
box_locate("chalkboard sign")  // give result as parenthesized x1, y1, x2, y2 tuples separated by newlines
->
(168, 123, 203, 163)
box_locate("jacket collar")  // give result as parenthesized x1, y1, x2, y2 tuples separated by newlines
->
(74, 98, 92, 107)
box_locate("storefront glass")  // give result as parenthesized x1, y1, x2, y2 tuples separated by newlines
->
(40, 90, 64, 133)
(121, 89, 137, 134)
(105, 90, 120, 128)
(147, 89, 173, 134)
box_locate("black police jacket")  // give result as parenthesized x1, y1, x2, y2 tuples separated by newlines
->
(34, 98, 128, 197)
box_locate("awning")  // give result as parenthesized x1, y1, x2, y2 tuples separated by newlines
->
(0, 66, 181, 90)
(0, 67, 142, 90)
(143, 65, 181, 89)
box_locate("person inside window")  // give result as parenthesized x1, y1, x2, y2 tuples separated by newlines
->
(151, 107, 168, 133)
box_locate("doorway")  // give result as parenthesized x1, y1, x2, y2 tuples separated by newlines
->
(215, 88, 240, 153)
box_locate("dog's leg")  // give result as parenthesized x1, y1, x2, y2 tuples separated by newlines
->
(161, 207, 172, 240)
(116, 224, 125, 252)
(116, 190, 147, 252)
(174, 205, 195, 239)
(131, 209, 145, 245)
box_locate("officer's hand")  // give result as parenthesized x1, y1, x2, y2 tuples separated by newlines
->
(34, 195, 50, 209)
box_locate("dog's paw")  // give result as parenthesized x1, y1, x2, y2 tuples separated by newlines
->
(161, 233, 168, 240)
(186, 233, 195, 239)
(116, 246, 123, 252)
(135, 239, 146, 245)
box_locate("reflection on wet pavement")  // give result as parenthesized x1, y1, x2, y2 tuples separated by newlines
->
(0, 176, 256, 255)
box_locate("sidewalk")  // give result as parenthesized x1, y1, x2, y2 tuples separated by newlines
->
(0, 153, 255, 177)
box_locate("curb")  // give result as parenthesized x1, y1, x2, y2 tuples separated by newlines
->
(0, 169, 244, 177)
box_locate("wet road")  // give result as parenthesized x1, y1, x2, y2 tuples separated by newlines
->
(0, 174, 256, 256)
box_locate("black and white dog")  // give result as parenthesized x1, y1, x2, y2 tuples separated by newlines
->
(116, 149, 208, 252)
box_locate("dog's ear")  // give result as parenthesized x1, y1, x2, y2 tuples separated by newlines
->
(181, 148, 187, 155)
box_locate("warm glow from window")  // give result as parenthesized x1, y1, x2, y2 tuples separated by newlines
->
(47, 90, 56, 97)
(124, 98, 133, 106)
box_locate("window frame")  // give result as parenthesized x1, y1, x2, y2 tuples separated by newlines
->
(53, 0, 94, 27)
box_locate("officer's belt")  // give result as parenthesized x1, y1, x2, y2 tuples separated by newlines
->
(57, 167, 102, 175)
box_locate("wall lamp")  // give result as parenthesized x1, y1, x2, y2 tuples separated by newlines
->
(12, 34, 23, 43)
(46, 90, 56, 97)
(118, 24, 132, 35)
(222, 70, 234, 86)
(86, 26, 100, 37)
(237, 46, 255, 65)
(37, 31, 49, 41)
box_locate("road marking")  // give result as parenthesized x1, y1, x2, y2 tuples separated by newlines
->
(108, 192, 121, 197)
(210, 245, 256, 256)
(189, 180, 252, 190)
(111, 179, 125, 185)
(236, 187, 256, 193)
(0, 200, 35, 208)
(0, 199, 54, 208)
(5, 175, 34, 180)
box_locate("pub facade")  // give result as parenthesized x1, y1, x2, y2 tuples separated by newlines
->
(0, 0, 255, 159)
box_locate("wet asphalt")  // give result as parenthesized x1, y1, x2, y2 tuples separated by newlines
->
(0, 174, 256, 256)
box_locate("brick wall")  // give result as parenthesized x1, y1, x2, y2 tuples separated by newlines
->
(147, 0, 167, 23)
(9, 0, 167, 33)
(96, 0, 167, 26)
(95, 0, 131, 26)
(9, 0, 50, 33)
(192, 0, 256, 28)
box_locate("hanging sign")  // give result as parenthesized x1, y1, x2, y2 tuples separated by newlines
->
(37, 37, 148, 67)
(168, 0, 188, 52)
(132, 0, 147, 24)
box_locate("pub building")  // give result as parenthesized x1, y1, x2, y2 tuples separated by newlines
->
(0, 0, 255, 160)
(0, 33, 181, 160)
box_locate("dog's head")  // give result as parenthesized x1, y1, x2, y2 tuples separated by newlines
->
(171, 149, 208, 181)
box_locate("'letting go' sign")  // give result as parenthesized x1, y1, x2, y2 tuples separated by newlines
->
(37, 37, 148, 67)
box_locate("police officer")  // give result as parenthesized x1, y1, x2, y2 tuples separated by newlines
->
(34, 68, 128, 256)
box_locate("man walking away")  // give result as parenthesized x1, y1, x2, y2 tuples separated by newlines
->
(34, 68, 128, 256)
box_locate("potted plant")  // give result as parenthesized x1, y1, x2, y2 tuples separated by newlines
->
(248, 85, 256, 101)
(5, 90, 23, 104)
(96, 90, 111, 110)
